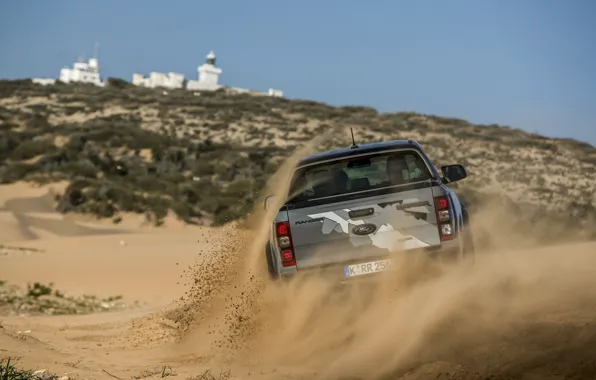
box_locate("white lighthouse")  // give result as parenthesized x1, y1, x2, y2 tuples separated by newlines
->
(186, 51, 222, 91)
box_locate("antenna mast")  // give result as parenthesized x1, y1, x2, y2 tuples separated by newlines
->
(350, 127, 358, 149)
(93, 42, 99, 59)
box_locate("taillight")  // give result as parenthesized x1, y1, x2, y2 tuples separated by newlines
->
(276, 223, 289, 236)
(275, 221, 296, 267)
(434, 195, 454, 241)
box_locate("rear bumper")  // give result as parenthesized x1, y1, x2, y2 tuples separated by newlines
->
(277, 236, 462, 280)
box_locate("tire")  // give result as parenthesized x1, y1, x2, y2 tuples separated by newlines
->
(461, 201, 470, 226)
(439, 202, 475, 266)
(460, 202, 476, 259)
(265, 242, 279, 280)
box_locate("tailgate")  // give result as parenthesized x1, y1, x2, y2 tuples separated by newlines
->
(287, 186, 441, 269)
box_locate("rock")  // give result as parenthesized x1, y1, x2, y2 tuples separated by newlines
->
(59, 376, 70, 380)
(34, 369, 56, 380)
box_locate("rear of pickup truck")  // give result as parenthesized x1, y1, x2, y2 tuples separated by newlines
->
(267, 146, 464, 281)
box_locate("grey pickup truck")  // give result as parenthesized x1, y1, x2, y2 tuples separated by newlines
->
(263, 139, 474, 281)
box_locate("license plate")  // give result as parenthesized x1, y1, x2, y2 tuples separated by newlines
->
(344, 259, 392, 277)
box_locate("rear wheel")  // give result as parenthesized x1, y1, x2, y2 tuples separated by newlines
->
(460, 202, 476, 261)
(265, 242, 279, 280)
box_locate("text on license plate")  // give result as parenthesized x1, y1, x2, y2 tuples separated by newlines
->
(344, 259, 392, 277)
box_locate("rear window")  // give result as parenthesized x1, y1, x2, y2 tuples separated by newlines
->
(287, 150, 433, 204)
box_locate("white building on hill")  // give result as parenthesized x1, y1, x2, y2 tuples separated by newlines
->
(132, 71, 185, 89)
(186, 51, 222, 91)
(268, 88, 284, 97)
(33, 44, 104, 87)
(59, 56, 104, 86)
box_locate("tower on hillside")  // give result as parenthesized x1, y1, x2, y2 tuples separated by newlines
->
(187, 51, 223, 91)
(197, 50, 222, 87)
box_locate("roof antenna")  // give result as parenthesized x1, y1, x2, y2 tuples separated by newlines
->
(350, 127, 358, 149)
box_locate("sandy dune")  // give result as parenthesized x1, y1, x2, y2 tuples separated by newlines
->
(0, 183, 217, 306)
(1, 179, 596, 380)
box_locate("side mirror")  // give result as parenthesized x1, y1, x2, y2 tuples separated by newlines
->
(441, 164, 468, 184)
(264, 195, 277, 211)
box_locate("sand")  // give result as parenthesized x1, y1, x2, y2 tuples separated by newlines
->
(1, 166, 596, 380)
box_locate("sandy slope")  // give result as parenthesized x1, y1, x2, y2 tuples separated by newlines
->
(2, 181, 596, 380)
(0, 182, 212, 306)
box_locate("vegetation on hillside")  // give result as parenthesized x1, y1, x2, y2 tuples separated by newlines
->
(0, 79, 594, 242)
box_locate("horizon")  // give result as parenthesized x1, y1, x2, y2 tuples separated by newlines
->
(1, 0, 594, 146)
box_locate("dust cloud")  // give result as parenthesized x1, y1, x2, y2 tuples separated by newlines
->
(169, 134, 596, 380)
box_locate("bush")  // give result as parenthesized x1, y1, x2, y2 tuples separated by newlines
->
(0, 358, 38, 380)
(0, 163, 36, 183)
(106, 77, 131, 89)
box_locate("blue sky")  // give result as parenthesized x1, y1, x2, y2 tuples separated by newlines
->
(1, 0, 595, 145)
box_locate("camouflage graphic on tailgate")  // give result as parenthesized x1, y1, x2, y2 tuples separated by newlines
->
(305, 197, 438, 252)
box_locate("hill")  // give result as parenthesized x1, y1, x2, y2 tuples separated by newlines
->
(0, 78, 595, 244)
